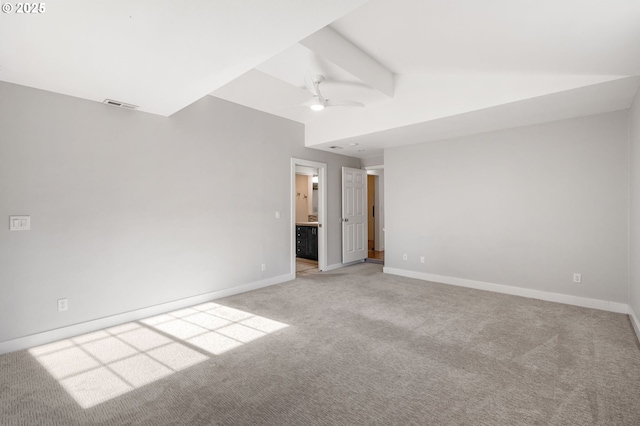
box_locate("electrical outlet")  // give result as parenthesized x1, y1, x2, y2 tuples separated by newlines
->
(261, 263, 267, 272)
(573, 273, 582, 283)
(403, 254, 408, 261)
(420, 256, 425, 264)
(9, 215, 30, 231)
(57, 298, 68, 312)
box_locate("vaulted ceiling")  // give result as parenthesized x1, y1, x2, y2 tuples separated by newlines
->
(213, 0, 640, 158)
(0, 0, 367, 116)
(3, 0, 640, 159)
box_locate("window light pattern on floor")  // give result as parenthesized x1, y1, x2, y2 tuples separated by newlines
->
(29, 302, 288, 409)
(143, 302, 288, 355)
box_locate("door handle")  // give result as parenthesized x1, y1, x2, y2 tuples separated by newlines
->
(341, 218, 349, 223)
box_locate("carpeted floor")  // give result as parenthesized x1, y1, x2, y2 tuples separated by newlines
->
(2, 263, 640, 425)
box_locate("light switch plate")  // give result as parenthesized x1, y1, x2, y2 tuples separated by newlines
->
(9, 216, 30, 231)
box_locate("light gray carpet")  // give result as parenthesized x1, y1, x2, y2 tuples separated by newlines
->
(2, 263, 640, 425)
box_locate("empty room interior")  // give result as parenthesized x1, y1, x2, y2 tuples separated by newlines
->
(2, 1, 640, 424)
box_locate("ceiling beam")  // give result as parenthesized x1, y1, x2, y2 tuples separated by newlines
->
(300, 26, 395, 98)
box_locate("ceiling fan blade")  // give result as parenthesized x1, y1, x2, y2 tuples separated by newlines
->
(286, 74, 364, 111)
(278, 97, 319, 110)
(325, 99, 365, 108)
(304, 75, 318, 95)
(321, 79, 371, 90)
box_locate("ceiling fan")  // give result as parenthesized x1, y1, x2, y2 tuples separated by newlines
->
(300, 75, 365, 111)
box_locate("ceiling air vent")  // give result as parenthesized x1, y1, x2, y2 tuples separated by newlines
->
(103, 99, 138, 110)
(329, 146, 343, 150)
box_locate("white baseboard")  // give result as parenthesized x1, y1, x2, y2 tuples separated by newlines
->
(629, 307, 640, 343)
(0, 272, 294, 356)
(383, 267, 629, 314)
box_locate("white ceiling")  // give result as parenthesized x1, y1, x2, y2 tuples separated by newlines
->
(213, 0, 640, 158)
(332, 0, 640, 75)
(311, 76, 640, 156)
(3, 0, 640, 159)
(0, 0, 366, 116)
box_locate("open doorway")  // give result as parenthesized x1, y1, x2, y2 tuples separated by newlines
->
(295, 166, 319, 274)
(291, 159, 327, 276)
(366, 168, 384, 264)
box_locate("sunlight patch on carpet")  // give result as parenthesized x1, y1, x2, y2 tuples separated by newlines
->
(29, 302, 288, 409)
(143, 302, 288, 355)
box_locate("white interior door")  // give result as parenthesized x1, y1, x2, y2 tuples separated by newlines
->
(342, 167, 367, 263)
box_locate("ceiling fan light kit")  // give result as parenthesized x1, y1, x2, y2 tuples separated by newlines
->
(310, 100, 325, 111)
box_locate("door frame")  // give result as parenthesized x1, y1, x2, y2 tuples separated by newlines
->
(365, 166, 384, 252)
(291, 158, 327, 274)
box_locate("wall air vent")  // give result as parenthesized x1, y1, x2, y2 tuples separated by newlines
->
(329, 146, 343, 150)
(103, 99, 138, 110)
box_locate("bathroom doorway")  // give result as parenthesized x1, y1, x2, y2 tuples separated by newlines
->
(291, 159, 327, 275)
(295, 166, 319, 274)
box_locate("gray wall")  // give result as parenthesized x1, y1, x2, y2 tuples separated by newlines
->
(385, 111, 629, 303)
(630, 90, 640, 319)
(0, 81, 359, 344)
